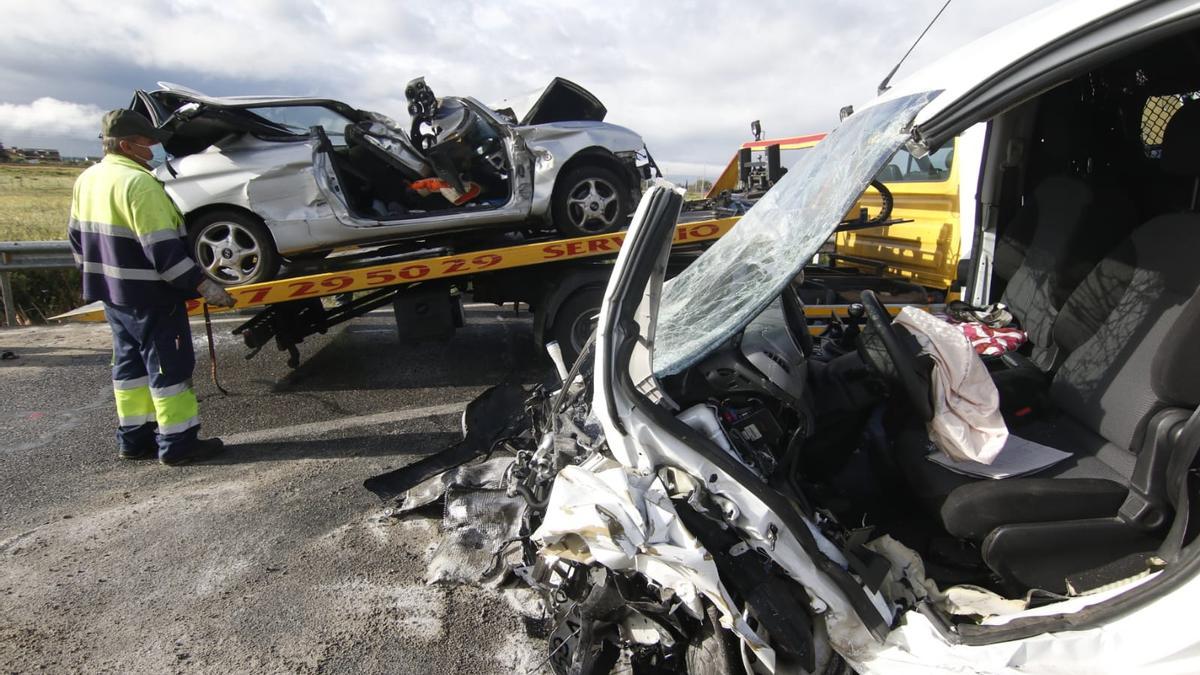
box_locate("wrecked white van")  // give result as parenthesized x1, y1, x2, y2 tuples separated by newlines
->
(367, 1, 1200, 672)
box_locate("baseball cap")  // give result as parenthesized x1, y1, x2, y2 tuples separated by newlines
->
(101, 109, 170, 142)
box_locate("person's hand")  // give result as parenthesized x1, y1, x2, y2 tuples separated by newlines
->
(197, 278, 237, 308)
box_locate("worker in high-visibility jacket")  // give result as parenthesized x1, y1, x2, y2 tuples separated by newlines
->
(68, 109, 237, 466)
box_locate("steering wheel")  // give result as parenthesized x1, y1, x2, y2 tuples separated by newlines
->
(780, 282, 814, 358)
(858, 290, 933, 421)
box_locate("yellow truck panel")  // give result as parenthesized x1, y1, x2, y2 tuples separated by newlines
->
(836, 140, 961, 291)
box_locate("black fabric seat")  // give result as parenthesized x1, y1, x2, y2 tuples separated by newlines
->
(996, 177, 1137, 370)
(992, 94, 1139, 370)
(892, 102, 1200, 593)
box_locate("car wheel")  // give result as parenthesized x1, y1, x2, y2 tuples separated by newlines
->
(189, 211, 281, 286)
(550, 286, 605, 366)
(685, 603, 745, 675)
(551, 165, 631, 237)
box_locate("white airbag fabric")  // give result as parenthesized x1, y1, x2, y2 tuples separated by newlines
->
(894, 307, 1007, 463)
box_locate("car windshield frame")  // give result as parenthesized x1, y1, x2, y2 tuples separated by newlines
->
(651, 90, 941, 376)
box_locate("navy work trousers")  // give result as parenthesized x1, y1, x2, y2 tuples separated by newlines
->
(104, 302, 201, 459)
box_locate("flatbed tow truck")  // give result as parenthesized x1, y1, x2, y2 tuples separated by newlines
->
(58, 217, 738, 367)
(57, 205, 923, 370)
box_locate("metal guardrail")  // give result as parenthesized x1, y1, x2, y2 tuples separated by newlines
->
(0, 240, 75, 327)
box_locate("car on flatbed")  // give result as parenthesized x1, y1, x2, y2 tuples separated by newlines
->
(129, 78, 655, 285)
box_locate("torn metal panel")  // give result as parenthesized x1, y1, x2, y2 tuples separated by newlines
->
(851, 570, 1191, 675)
(427, 486, 525, 586)
(363, 383, 527, 502)
(864, 535, 1026, 620)
(532, 460, 779, 670)
(397, 456, 516, 512)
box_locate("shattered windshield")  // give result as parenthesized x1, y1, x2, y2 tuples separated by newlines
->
(652, 91, 940, 376)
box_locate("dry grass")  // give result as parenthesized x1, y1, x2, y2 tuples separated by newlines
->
(0, 164, 83, 241)
(0, 164, 87, 322)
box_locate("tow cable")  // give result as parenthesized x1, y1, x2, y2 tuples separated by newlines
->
(203, 304, 229, 396)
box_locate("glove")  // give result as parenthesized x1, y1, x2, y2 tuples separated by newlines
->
(197, 278, 237, 308)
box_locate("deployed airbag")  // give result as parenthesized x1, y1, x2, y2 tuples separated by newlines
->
(893, 307, 1007, 463)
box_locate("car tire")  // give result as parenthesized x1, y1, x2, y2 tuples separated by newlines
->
(551, 164, 631, 237)
(685, 603, 745, 675)
(550, 286, 605, 367)
(188, 210, 281, 286)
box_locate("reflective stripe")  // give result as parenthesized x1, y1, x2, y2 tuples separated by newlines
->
(113, 385, 155, 425)
(150, 381, 192, 399)
(151, 385, 198, 433)
(113, 376, 149, 390)
(161, 258, 198, 282)
(81, 261, 160, 281)
(68, 218, 137, 240)
(141, 228, 184, 245)
(158, 417, 200, 436)
(117, 412, 157, 427)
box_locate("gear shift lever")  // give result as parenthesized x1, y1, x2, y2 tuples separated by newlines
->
(842, 302, 866, 347)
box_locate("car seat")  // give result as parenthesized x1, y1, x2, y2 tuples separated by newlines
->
(891, 102, 1200, 594)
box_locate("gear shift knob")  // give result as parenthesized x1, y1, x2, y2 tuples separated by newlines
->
(847, 302, 866, 321)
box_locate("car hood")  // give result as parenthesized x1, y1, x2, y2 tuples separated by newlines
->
(493, 78, 608, 126)
(520, 77, 607, 125)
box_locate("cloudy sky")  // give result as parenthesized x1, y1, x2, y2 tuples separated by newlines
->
(0, 0, 1053, 180)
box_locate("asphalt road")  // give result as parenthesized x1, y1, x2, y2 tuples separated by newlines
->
(0, 305, 554, 674)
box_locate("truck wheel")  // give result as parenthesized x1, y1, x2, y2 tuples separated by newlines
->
(552, 165, 630, 237)
(189, 210, 281, 286)
(550, 287, 605, 366)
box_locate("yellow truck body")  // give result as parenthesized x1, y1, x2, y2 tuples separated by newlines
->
(707, 133, 967, 296)
(836, 139, 961, 292)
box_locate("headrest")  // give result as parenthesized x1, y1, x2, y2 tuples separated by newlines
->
(1161, 102, 1200, 176)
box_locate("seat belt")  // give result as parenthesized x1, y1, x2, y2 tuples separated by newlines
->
(1157, 405, 1200, 563)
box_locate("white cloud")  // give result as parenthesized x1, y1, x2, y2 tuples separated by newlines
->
(0, 0, 1057, 166)
(0, 98, 106, 140)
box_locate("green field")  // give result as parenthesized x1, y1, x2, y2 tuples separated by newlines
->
(0, 164, 83, 241)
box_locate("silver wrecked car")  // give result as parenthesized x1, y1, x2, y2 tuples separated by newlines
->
(129, 78, 656, 284)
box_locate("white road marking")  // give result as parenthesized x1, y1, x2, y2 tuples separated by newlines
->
(223, 400, 469, 445)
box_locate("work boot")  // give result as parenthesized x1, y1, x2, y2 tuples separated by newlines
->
(160, 437, 225, 467)
(118, 446, 158, 460)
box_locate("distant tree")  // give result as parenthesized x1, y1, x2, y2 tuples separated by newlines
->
(0, 141, 9, 162)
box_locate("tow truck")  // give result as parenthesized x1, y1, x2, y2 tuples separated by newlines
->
(58, 190, 917, 370)
(58, 217, 737, 367)
(57, 123, 927, 369)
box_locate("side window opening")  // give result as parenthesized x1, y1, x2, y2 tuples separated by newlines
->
(876, 143, 954, 183)
(245, 106, 354, 143)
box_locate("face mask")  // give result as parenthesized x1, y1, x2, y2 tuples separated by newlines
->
(127, 140, 167, 168)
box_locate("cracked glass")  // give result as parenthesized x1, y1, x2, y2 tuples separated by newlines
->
(653, 91, 941, 376)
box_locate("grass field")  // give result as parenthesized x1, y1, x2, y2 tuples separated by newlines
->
(0, 164, 86, 322)
(0, 164, 83, 241)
